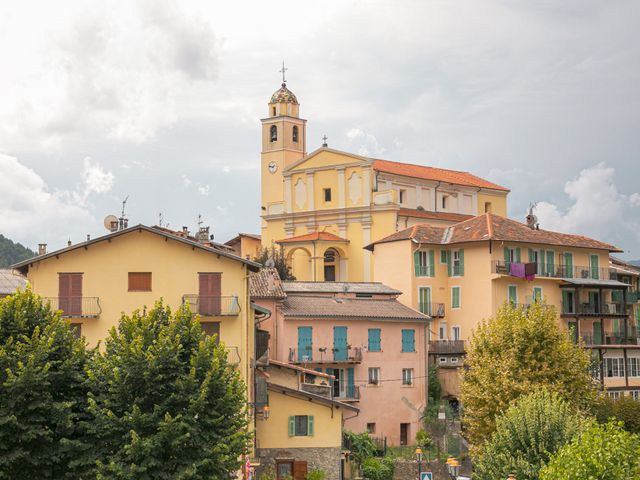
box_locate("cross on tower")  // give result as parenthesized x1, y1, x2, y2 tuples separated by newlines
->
(279, 61, 288, 84)
(322, 135, 328, 147)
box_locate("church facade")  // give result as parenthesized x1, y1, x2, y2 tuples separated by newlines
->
(260, 81, 510, 282)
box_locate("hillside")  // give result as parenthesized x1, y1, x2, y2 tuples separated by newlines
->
(630, 260, 640, 267)
(0, 234, 36, 268)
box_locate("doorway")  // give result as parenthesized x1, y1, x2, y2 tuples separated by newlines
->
(400, 423, 409, 445)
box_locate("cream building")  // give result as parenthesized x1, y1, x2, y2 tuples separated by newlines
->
(260, 81, 509, 282)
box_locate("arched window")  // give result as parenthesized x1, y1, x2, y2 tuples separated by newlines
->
(292, 125, 299, 143)
(270, 125, 277, 142)
(323, 248, 338, 282)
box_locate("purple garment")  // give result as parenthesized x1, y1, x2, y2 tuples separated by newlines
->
(525, 274, 536, 282)
(509, 262, 525, 278)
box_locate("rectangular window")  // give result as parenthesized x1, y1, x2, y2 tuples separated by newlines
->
(440, 250, 448, 264)
(533, 287, 543, 302)
(628, 357, 640, 377)
(414, 250, 435, 277)
(606, 357, 625, 378)
(402, 368, 414, 386)
(452, 286, 461, 309)
(562, 252, 574, 278)
(289, 415, 314, 437)
(452, 326, 461, 341)
(298, 326, 313, 362)
(323, 188, 332, 202)
(590, 254, 600, 279)
(198, 273, 222, 316)
(368, 367, 380, 385)
(368, 328, 381, 352)
(452, 250, 462, 276)
(58, 273, 83, 316)
(630, 390, 640, 401)
(399, 189, 406, 204)
(401, 329, 415, 352)
(508, 285, 518, 305)
(128, 272, 152, 292)
(441, 195, 448, 210)
(200, 322, 220, 341)
(367, 423, 376, 434)
(484, 202, 492, 213)
(607, 391, 621, 399)
(439, 321, 447, 340)
(419, 287, 431, 315)
(70, 323, 82, 339)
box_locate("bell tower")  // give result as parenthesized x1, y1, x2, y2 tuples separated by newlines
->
(260, 65, 306, 221)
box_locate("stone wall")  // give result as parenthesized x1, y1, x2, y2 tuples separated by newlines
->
(256, 446, 342, 480)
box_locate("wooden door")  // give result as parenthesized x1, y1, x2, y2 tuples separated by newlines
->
(400, 423, 409, 445)
(198, 273, 221, 315)
(293, 461, 308, 480)
(59, 273, 82, 316)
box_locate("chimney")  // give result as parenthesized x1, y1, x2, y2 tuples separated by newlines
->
(267, 273, 275, 292)
(197, 226, 210, 244)
(38, 243, 47, 255)
(87, 234, 91, 241)
(67, 239, 72, 247)
(110, 221, 119, 232)
(182, 226, 189, 237)
(123, 218, 129, 228)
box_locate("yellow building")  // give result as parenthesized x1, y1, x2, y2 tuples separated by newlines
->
(255, 360, 358, 480)
(225, 233, 263, 260)
(367, 213, 640, 400)
(260, 81, 509, 282)
(12, 224, 262, 418)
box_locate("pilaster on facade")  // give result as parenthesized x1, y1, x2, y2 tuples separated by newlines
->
(306, 171, 315, 211)
(337, 167, 346, 209)
(284, 177, 292, 213)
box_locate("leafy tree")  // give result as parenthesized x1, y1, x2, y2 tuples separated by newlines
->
(254, 246, 295, 280)
(460, 302, 597, 449)
(343, 430, 378, 468)
(540, 421, 640, 480)
(592, 394, 640, 434)
(427, 364, 441, 403)
(361, 457, 394, 480)
(0, 289, 91, 479)
(473, 389, 586, 480)
(0, 234, 35, 268)
(87, 302, 250, 479)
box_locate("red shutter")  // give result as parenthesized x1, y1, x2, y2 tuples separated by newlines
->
(59, 273, 82, 316)
(198, 273, 221, 315)
(293, 461, 308, 480)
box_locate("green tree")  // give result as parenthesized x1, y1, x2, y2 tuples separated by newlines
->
(540, 421, 640, 480)
(254, 246, 295, 280)
(0, 289, 91, 479)
(0, 234, 35, 268)
(460, 302, 597, 449)
(473, 389, 586, 480)
(592, 394, 640, 434)
(427, 364, 441, 403)
(343, 430, 377, 468)
(87, 302, 250, 479)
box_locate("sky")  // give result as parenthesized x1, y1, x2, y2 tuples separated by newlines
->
(0, 0, 639, 259)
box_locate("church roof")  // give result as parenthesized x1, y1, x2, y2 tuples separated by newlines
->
(270, 83, 298, 104)
(276, 232, 349, 244)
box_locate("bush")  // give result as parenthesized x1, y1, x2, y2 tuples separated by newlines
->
(305, 469, 326, 480)
(344, 430, 377, 466)
(592, 394, 640, 433)
(473, 389, 585, 480)
(415, 429, 433, 450)
(428, 364, 441, 402)
(361, 457, 393, 480)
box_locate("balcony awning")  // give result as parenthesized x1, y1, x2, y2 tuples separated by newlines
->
(251, 302, 272, 316)
(559, 278, 630, 289)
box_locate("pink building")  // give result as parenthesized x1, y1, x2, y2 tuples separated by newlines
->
(251, 269, 430, 446)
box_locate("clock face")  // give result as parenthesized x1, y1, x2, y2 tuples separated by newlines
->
(268, 161, 278, 174)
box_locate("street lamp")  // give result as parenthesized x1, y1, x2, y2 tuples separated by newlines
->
(415, 447, 423, 479)
(445, 456, 460, 479)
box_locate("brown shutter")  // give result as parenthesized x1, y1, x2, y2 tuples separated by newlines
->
(198, 273, 221, 315)
(59, 273, 82, 316)
(293, 461, 308, 480)
(200, 321, 220, 341)
(128, 272, 152, 291)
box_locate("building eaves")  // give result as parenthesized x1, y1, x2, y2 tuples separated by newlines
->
(267, 382, 359, 412)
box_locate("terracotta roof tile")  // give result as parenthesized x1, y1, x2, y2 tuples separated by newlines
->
(0, 269, 28, 296)
(282, 296, 429, 321)
(373, 159, 509, 191)
(398, 209, 474, 223)
(276, 232, 349, 244)
(366, 224, 446, 250)
(250, 268, 286, 298)
(282, 281, 400, 295)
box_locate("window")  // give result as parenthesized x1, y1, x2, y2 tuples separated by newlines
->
(200, 322, 220, 341)
(484, 202, 492, 213)
(590, 254, 600, 279)
(399, 189, 406, 204)
(368, 328, 381, 352)
(58, 273, 83, 316)
(401, 329, 415, 352)
(439, 321, 447, 340)
(272, 106, 276, 116)
(439, 357, 447, 364)
(452, 326, 461, 341)
(298, 326, 313, 362)
(128, 272, 152, 292)
(418, 287, 431, 315)
(451, 286, 461, 309)
(323, 188, 332, 202)
(402, 368, 414, 386)
(450, 356, 459, 364)
(292, 125, 299, 142)
(508, 285, 517, 305)
(70, 323, 82, 339)
(442, 195, 448, 209)
(414, 250, 434, 277)
(440, 250, 448, 264)
(630, 390, 640, 401)
(606, 357, 625, 378)
(628, 357, 640, 377)
(198, 273, 222, 315)
(367, 423, 376, 434)
(289, 415, 314, 437)
(450, 249, 464, 276)
(368, 367, 380, 385)
(270, 125, 277, 142)
(607, 391, 622, 399)
(533, 287, 543, 303)
(400, 423, 410, 446)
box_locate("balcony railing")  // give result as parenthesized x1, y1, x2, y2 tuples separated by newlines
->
(336, 385, 360, 402)
(561, 302, 627, 316)
(256, 329, 269, 367)
(415, 265, 434, 277)
(44, 297, 101, 318)
(182, 295, 241, 316)
(493, 261, 611, 280)
(418, 302, 445, 317)
(580, 334, 640, 347)
(429, 340, 465, 355)
(288, 346, 363, 364)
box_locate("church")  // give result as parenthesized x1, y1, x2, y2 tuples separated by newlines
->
(260, 78, 510, 282)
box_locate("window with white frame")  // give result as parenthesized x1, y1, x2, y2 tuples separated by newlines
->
(606, 357, 625, 377)
(450, 356, 459, 365)
(452, 250, 462, 275)
(438, 357, 447, 365)
(402, 368, 414, 386)
(416, 250, 433, 277)
(399, 189, 406, 204)
(452, 326, 461, 341)
(607, 391, 622, 399)
(368, 367, 380, 385)
(628, 357, 640, 377)
(439, 321, 447, 340)
(630, 390, 640, 401)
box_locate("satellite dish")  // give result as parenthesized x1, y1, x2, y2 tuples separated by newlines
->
(104, 214, 118, 231)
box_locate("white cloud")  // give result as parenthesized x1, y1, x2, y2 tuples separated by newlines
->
(197, 185, 210, 196)
(81, 157, 114, 196)
(182, 175, 192, 188)
(535, 163, 640, 249)
(345, 127, 385, 157)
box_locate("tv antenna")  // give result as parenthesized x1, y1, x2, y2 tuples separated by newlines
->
(118, 195, 129, 230)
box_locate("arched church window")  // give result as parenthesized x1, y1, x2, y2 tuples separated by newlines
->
(323, 248, 338, 282)
(270, 125, 277, 142)
(293, 125, 299, 143)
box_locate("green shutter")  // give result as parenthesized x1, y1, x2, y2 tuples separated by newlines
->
(414, 251, 421, 276)
(440, 249, 447, 264)
(528, 249, 534, 262)
(429, 250, 435, 277)
(288, 416, 295, 437)
(590, 255, 599, 279)
(402, 329, 415, 352)
(539, 250, 546, 275)
(515, 248, 521, 263)
(459, 249, 464, 276)
(564, 253, 573, 278)
(593, 322, 602, 345)
(446, 250, 452, 277)
(308, 416, 314, 436)
(368, 328, 381, 352)
(562, 290, 571, 313)
(508, 286, 517, 305)
(452, 287, 460, 308)
(504, 247, 511, 269)
(547, 251, 555, 276)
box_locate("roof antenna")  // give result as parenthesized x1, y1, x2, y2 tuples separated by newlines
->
(119, 195, 129, 230)
(158, 212, 163, 228)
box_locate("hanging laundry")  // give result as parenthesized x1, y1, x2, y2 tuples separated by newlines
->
(509, 262, 525, 278)
(524, 262, 537, 281)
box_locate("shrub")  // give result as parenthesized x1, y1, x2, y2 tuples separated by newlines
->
(592, 393, 640, 433)
(361, 457, 393, 480)
(305, 469, 326, 480)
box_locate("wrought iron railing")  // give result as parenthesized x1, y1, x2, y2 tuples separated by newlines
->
(579, 333, 640, 346)
(182, 295, 241, 316)
(562, 302, 626, 316)
(418, 302, 445, 317)
(44, 297, 101, 318)
(288, 346, 363, 364)
(414, 265, 435, 277)
(493, 261, 611, 280)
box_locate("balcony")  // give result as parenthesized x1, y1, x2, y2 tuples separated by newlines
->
(256, 329, 269, 367)
(288, 346, 363, 364)
(561, 302, 627, 317)
(45, 297, 101, 318)
(579, 333, 640, 347)
(492, 261, 611, 281)
(429, 340, 465, 355)
(415, 265, 434, 277)
(182, 295, 241, 316)
(418, 302, 445, 317)
(336, 385, 360, 402)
